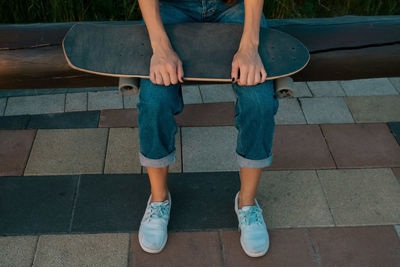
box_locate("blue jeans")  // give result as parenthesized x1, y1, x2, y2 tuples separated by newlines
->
(137, 0, 279, 168)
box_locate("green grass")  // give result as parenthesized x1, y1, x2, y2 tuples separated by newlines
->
(1, 0, 399, 23)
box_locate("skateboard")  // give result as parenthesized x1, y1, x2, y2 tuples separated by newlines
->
(63, 22, 309, 96)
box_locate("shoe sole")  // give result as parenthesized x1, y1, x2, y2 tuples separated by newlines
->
(234, 191, 269, 258)
(138, 228, 168, 254)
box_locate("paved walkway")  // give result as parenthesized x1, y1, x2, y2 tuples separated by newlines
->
(1, 77, 400, 266)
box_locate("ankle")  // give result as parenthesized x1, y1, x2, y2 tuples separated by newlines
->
(238, 192, 255, 209)
(150, 189, 169, 203)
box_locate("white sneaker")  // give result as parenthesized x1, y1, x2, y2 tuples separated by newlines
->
(138, 191, 171, 253)
(234, 191, 269, 257)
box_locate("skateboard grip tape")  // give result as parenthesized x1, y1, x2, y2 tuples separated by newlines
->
(118, 77, 140, 95)
(274, 77, 294, 98)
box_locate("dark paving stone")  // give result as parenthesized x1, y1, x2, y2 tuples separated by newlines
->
(99, 108, 138, 127)
(268, 125, 336, 170)
(388, 122, 400, 145)
(0, 115, 30, 129)
(175, 102, 235, 126)
(321, 123, 400, 168)
(221, 229, 318, 267)
(130, 231, 223, 267)
(72, 172, 240, 233)
(27, 110, 100, 129)
(0, 175, 78, 235)
(309, 225, 400, 267)
(0, 129, 36, 176)
(0, 87, 115, 98)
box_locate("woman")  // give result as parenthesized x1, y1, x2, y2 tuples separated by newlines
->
(136, 0, 279, 257)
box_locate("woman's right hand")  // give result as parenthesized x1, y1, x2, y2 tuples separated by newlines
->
(150, 46, 184, 86)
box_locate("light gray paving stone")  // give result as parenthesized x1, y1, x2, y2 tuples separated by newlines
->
(0, 98, 6, 116)
(199, 83, 236, 103)
(274, 98, 307, 125)
(182, 126, 238, 172)
(395, 225, 400, 239)
(0, 236, 38, 267)
(123, 94, 139, 109)
(33, 233, 129, 267)
(307, 81, 346, 97)
(300, 97, 354, 124)
(344, 95, 400, 123)
(24, 128, 108, 175)
(292, 82, 312, 97)
(5, 94, 65, 116)
(104, 128, 141, 174)
(182, 84, 203, 104)
(65, 92, 87, 112)
(88, 90, 123, 110)
(256, 170, 334, 228)
(389, 77, 400, 93)
(144, 127, 182, 173)
(340, 78, 398, 96)
(317, 168, 400, 226)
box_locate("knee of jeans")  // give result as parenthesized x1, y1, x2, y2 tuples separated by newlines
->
(237, 88, 276, 119)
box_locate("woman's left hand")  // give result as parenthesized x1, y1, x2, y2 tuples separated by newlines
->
(231, 45, 267, 86)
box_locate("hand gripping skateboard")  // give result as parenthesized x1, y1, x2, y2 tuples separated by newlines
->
(63, 22, 309, 97)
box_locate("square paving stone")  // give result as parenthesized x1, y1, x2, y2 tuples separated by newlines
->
(220, 229, 318, 267)
(71, 173, 149, 232)
(0, 130, 36, 176)
(0, 115, 30, 130)
(88, 90, 123, 110)
(268, 125, 335, 170)
(130, 231, 223, 267)
(175, 102, 235, 126)
(65, 92, 87, 112)
(341, 78, 398, 96)
(256, 170, 334, 228)
(104, 128, 143, 174)
(300, 97, 354, 124)
(388, 122, 400, 145)
(0, 175, 78, 234)
(99, 108, 138, 128)
(292, 82, 312, 97)
(182, 126, 238, 172)
(182, 84, 202, 104)
(27, 110, 100, 129)
(34, 233, 129, 267)
(320, 123, 400, 168)
(307, 81, 346, 97)
(166, 171, 240, 230)
(0, 97, 6, 115)
(389, 77, 400, 93)
(143, 127, 182, 173)
(309, 226, 400, 267)
(317, 168, 400, 226)
(345, 95, 400, 123)
(24, 128, 108, 175)
(0, 236, 38, 267)
(123, 94, 140, 109)
(5, 94, 65, 116)
(274, 98, 306, 125)
(199, 83, 236, 103)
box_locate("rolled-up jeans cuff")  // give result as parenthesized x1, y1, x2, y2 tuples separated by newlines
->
(139, 150, 176, 168)
(236, 151, 273, 168)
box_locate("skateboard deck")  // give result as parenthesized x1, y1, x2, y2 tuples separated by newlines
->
(62, 22, 309, 82)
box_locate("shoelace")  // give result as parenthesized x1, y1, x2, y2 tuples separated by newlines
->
(239, 206, 264, 227)
(144, 201, 170, 222)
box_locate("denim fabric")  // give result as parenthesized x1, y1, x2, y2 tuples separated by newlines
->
(137, 0, 279, 168)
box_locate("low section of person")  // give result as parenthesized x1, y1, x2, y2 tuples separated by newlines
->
(136, 0, 279, 257)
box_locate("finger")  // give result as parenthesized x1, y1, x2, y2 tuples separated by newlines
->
(254, 68, 261, 84)
(261, 68, 267, 83)
(247, 66, 255, 85)
(150, 71, 156, 84)
(156, 71, 163, 85)
(177, 60, 184, 83)
(160, 69, 171, 86)
(240, 66, 248, 86)
(167, 64, 178, 85)
(231, 62, 239, 83)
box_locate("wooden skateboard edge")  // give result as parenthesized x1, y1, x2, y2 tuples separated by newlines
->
(62, 23, 310, 82)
